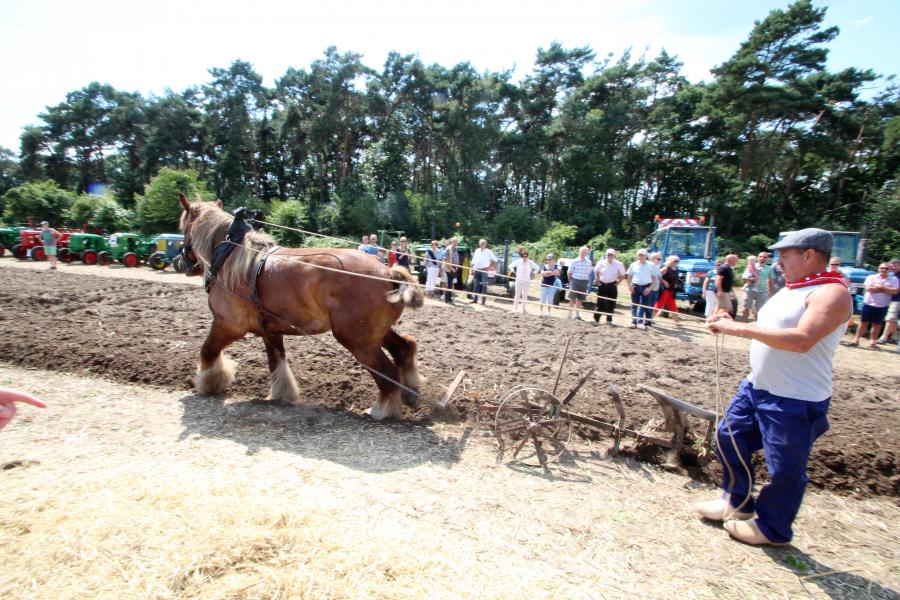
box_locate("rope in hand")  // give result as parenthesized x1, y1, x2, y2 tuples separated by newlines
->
(713, 331, 755, 521)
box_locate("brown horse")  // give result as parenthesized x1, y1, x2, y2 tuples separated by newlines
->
(178, 195, 425, 420)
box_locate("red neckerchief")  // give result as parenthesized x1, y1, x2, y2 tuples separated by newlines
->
(786, 271, 849, 290)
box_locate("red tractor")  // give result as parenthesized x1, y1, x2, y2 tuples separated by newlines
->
(12, 229, 70, 261)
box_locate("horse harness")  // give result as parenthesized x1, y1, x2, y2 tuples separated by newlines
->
(193, 207, 281, 333)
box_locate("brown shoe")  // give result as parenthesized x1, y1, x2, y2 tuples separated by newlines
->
(723, 519, 788, 547)
(694, 497, 753, 522)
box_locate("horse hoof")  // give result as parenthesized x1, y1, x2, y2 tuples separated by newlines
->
(401, 391, 419, 408)
(195, 356, 237, 395)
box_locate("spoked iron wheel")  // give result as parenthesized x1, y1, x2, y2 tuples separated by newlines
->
(494, 385, 572, 467)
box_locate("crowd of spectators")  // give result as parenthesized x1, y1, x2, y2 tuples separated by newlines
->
(355, 233, 900, 350)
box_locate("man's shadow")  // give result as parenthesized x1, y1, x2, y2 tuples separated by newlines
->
(761, 546, 898, 599)
(178, 393, 471, 474)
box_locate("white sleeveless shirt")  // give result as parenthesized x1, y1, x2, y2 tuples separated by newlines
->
(747, 284, 848, 402)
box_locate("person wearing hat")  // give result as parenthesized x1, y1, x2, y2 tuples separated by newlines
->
(850, 261, 899, 348)
(593, 248, 626, 324)
(696, 228, 852, 547)
(39, 221, 62, 270)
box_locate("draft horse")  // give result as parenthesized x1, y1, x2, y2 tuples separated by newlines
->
(179, 194, 425, 420)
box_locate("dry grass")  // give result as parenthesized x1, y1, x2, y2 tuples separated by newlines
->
(0, 364, 897, 599)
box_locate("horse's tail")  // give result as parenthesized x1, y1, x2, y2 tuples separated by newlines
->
(386, 266, 424, 308)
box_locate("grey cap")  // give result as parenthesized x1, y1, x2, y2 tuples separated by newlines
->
(40, 220, 49, 226)
(769, 228, 833, 254)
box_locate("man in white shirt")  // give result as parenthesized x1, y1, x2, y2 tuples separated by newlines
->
(470, 239, 498, 305)
(698, 229, 851, 547)
(593, 249, 626, 325)
(626, 249, 656, 329)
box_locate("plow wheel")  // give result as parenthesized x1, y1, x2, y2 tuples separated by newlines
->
(494, 386, 572, 467)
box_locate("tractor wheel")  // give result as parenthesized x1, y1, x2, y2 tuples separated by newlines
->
(12, 244, 27, 260)
(59, 248, 73, 263)
(148, 252, 167, 271)
(123, 252, 139, 268)
(98, 251, 112, 266)
(32, 246, 46, 261)
(82, 250, 98, 266)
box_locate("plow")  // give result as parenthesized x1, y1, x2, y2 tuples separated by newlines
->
(439, 335, 719, 468)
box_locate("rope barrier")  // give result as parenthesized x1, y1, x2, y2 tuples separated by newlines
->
(220, 237, 708, 334)
(249, 218, 714, 325)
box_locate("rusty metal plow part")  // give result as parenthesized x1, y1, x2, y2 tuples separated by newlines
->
(480, 378, 718, 469)
(490, 385, 573, 467)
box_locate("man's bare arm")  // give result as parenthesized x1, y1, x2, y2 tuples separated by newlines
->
(707, 285, 851, 352)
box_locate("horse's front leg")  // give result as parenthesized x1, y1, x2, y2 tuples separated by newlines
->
(195, 320, 244, 395)
(262, 334, 301, 404)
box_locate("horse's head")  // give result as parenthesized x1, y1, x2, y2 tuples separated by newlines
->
(178, 193, 222, 277)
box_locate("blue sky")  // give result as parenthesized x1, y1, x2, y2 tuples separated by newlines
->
(1, 0, 897, 152)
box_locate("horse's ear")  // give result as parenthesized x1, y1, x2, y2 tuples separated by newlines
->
(215, 199, 223, 208)
(179, 193, 190, 211)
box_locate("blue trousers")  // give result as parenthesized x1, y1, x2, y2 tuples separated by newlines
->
(716, 379, 830, 543)
(631, 284, 652, 325)
(472, 270, 489, 299)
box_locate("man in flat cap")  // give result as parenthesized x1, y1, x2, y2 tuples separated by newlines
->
(695, 228, 851, 547)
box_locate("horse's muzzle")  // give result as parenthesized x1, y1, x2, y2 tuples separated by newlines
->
(181, 246, 204, 277)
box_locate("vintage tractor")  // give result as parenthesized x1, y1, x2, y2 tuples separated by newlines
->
(0, 227, 24, 257)
(60, 233, 111, 265)
(649, 216, 717, 311)
(107, 232, 155, 267)
(12, 228, 71, 261)
(147, 233, 185, 271)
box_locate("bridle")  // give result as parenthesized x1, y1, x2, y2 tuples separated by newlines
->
(180, 213, 203, 276)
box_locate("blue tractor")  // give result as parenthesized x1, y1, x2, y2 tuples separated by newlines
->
(147, 233, 186, 271)
(774, 231, 874, 314)
(649, 216, 717, 310)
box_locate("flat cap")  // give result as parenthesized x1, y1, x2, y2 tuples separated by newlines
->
(769, 228, 833, 254)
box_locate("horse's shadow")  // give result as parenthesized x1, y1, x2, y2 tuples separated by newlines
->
(177, 393, 469, 473)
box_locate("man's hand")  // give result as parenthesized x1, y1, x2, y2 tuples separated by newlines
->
(642, 287, 651, 296)
(0, 387, 46, 432)
(707, 311, 740, 335)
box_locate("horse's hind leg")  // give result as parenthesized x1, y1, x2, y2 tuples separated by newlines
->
(262, 334, 301, 404)
(333, 332, 403, 420)
(195, 321, 243, 395)
(382, 329, 425, 406)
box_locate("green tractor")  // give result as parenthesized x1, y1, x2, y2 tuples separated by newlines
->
(0, 227, 24, 257)
(60, 233, 111, 265)
(107, 233, 155, 267)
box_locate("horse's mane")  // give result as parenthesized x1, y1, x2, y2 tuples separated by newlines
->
(184, 203, 277, 292)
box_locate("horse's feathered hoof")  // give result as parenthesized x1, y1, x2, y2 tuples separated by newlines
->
(195, 355, 237, 395)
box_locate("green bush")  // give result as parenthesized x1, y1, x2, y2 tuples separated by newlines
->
(68, 193, 133, 232)
(2, 180, 76, 225)
(266, 200, 310, 246)
(135, 168, 212, 234)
